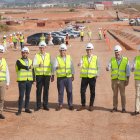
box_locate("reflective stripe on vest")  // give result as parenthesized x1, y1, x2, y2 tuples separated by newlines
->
(111, 57, 128, 80)
(16, 58, 33, 81)
(56, 55, 72, 78)
(0, 58, 6, 81)
(134, 56, 140, 80)
(80, 55, 98, 78)
(34, 53, 51, 76)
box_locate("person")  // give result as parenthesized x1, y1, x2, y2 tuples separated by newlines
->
(87, 30, 92, 42)
(131, 46, 140, 116)
(33, 41, 54, 111)
(80, 29, 84, 42)
(77, 43, 99, 111)
(12, 33, 18, 50)
(106, 45, 130, 113)
(19, 32, 24, 50)
(48, 32, 54, 46)
(9, 34, 13, 48)
(39, 33, 46, 44)
(0, 45, 10, 119)
(98, 28, 102, 40)
(65, 33, 69, 45)
(2, 35, 7, 51)
(15, 47, 34, 116)
(53, 43, 74, 111)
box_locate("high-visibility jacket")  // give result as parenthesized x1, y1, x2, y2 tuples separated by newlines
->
(111, 57, 128, 80)
(16, 58, 33, 81)
(3, 39, 6, 45)
(80, 31, 84, 37)
(40, 36, 45, 42)
(80, 55, 98, 78)
(134, 56, 140, 80)
(12, 36, 18, 43)
(34, 53, 51, 76)
(88, 31, 92, 37)
(19, 35, 24, 42)
(9, 36, 13, 43)
(0, 58, 6, 81)
(56, 55, 72, 78)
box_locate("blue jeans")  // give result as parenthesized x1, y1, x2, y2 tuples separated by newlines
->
(36, 76, 51, 108)
(57, 77, 73, 106)
(18, 81, 32, 111)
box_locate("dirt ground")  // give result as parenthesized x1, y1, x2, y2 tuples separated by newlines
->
(0, 8, 140, 140)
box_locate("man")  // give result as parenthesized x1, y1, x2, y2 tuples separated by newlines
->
(87, 30, 92, 42)
(80, 29, 84, 42)
(54, 43, 74, 111)
(12, 33, 18, 50)
(16, 47, 34, 116)
(98, 28, 102, 40)
(33, 41, 54, 111)
(19, 32, 24, 50)
(2, 35, 7, 51)
(106, 45, 130, 113)
(0, 45, 10, 119)
(131, 46, 140, 116)
(77, 43, 99, 111)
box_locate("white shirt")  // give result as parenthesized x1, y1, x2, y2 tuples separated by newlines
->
(53, 56, 75, 75)
(0, 59, 10, 85)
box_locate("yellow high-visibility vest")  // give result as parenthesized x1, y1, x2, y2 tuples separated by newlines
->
(34, 53, 51, 76)
(3, 39, 6, 45)
(111, 57, 128, 80)
(16, 58, 33, 81)
(0, 58, 6, 81)
(12, 36, 18, 42)
(80, 31, 84, 36)
(80, 55, 98, 78)
(56, 55, 72, 78)
(40, 36, 45, 42)
(19, 35, 24, 42)
(134, 56, 140, 80)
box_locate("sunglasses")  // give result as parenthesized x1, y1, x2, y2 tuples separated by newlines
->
(22, 52, 28, 54)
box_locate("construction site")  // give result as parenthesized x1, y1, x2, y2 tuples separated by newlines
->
(0, 2, 140, 140)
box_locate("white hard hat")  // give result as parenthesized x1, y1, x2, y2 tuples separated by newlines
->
(39, 41, 47, 47)
(21, 47, 29, 53)
(59, 43, 67, 50)
(3, 35, 6, 38)
(137, 45, 140, 51)
(85, 43, 94, 50)
(0, 45, 5, 53)
(114, 45, 122, 52)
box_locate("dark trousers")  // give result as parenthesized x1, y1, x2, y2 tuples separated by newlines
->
(20, 42, 24, 49)
(57, 77, 73, 106)
(80, 77, 96, 106)
(36, 75, 50, 108)
(18, 81, 32, 111)
(80, 36, 84, 41)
